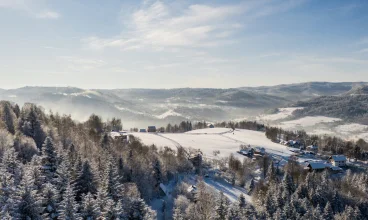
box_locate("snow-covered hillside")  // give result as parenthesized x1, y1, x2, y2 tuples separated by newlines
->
(130, 128, 293, 159)
(279, 116, 342, 129)
(257, 107, 303, 121)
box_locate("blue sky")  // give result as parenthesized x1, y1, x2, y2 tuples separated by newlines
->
(1, 0, 368, 89)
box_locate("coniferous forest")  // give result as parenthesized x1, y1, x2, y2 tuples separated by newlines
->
(0, 101, 367, 220)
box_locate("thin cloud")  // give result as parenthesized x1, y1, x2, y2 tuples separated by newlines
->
(0, 0, 60, 19)
(37, 10, 60, 19)
(82, 1, 247, 50)
(82, 0, 306, 51)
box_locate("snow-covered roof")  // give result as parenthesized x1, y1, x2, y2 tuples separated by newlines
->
(329, 155, 346, 162)
(307, 162, 327, 170)
(329, 166, 343, 171)
(109, 132, 121, 138)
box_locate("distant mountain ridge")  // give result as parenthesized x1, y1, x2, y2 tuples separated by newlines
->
(1, 81, 368, 127)
(289, 85, 368, 124)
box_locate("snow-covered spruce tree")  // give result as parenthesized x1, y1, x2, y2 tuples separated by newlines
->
(74, 160, 97, 201)
(0, 147, 22, 185)
(28, 155, 46, 192)
(54, 153, 71, 200)
(173, 195, 190, 220)
(14, 174, 42, 220)
(103, 200, 124, 219)
(20, 105, 45, 150)
(266, 160, 276, 183)
(238, 193, 246, 209)
(152, 158, 162, 196)
(323, 201, 334, 220)
(79, 192, 100, 220)
(128, 198, 156, 220)
(71, 155, 82, 183)
(41, 183, 59, 219)
(117, 156, 125, 183)
(0, 101, 17, 135)
(41, 137, 58, 182)
(58, 182, 79, 220)
(227, 204, 241, 220)
(0, 171, 17, 217)
(214, 192, 229, 220)
(95, 187, 114, 217)
(281, 171, 295, 196)
(101, 154, 122, 201)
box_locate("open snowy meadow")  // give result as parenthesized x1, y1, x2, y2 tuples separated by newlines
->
(130, 128, 293, 159)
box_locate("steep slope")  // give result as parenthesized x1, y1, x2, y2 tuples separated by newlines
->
(288, 86, 368, 124)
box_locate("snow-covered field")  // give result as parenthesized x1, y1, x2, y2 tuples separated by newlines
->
(279, 116, 342, 129)
(257, 107, 303, 121)
(186, 128, 232, 134)
(130, 132, 177, 148)
(223, 129, 293, 156)
(130, 128, 293, 159)
(335, 123, 368, 133)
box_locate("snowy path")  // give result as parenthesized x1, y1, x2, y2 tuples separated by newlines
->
(204, 178, 252, 204)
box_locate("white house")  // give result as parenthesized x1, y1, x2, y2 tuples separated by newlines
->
(329, 155, 347, 167)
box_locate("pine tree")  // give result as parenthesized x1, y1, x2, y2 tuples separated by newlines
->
(323, 201, 334, 220)
(41, 137, 58, 181)
(21, 106, 45, 149)
(101, 156, 122, 201)
(312, 205, 322, 220)
(266, 160, 276, 183)
(0, 101, 16, 134)
(215, 192, 229, 220)
(118, 156, 125, 183)
(58, 182, 79, 220)
(238, 194, 246, 209)
(95, 187, 114, 217)
(282, 172, 294, 195)
(14, 177, 42, 220)
(13, 104, 20, 118)
(74, 160, 97, 201)
(54, 154, 71, 200)
(41, 183, 59, 219)
(79, 192, 100, 220)
(152, 158, 162, 195)
(0, 172, 16, 216)
(0, 147, 22, 185)
(128, 198, 156, 220)
(227, 204, 240, 220)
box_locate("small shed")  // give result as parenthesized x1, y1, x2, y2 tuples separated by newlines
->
(329, 155, 347, 167)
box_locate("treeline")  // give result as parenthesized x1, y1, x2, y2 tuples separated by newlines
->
(0, 101, 195, 219)
(252, 162, 368, 220)
(291, 94, 368, 124)
(164, 120, 265, 133)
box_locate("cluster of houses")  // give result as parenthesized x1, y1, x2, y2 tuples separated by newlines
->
(139, 126, 157, 133)
(238, 146, 266, 158)
(304, 155, 347, 173)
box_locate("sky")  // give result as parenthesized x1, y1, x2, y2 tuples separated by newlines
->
(0, 0, 368, 89)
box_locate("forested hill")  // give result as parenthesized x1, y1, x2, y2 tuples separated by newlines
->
(291, 85, 368, 124)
